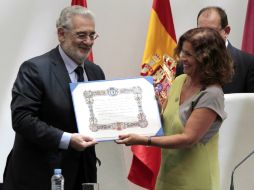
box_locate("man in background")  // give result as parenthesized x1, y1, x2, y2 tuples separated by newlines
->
(3, 5, 105, 190)
(176, 6, 254, 93)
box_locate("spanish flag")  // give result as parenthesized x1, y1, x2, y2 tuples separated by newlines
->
(129, 0, 177, 189)
(71, 0, 94, 62)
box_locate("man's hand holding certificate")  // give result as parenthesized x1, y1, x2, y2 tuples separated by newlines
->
(70, 77, 163, 141)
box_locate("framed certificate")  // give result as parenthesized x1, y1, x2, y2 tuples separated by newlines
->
(70, 77, 163, 141)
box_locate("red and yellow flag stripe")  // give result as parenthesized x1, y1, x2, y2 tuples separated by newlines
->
(141, 0, 177, 105)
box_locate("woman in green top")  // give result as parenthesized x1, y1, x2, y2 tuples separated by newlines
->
(116, 27, 234, 190)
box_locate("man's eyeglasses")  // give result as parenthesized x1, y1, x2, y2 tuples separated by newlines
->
(69, 30, 99, 41)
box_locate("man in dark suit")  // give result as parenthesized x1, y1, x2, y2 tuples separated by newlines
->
(3, 5, 105, 190)
(176, 6, 254, 93)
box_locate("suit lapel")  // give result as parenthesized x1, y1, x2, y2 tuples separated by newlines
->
(49, 47, 72, 98)
(84, 60, 95, 81)
(227, 42, 234, 55)
(227, 42, 239, 67)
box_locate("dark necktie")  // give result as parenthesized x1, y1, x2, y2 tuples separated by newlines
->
(74, 66, 84, 82)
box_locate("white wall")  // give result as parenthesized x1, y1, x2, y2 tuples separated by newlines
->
(0, 0, 249, 189)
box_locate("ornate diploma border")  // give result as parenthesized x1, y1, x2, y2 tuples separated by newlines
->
(83, 86, 148, 132)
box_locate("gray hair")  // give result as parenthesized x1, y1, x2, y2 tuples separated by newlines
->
(56, 5, 95, 29)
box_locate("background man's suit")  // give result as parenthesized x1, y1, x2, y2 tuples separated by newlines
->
(176, 42, 254, 93)
(224, 42, 254, 93)
(3, 47, 105, 190)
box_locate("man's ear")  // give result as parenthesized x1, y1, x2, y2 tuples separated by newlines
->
(57, 27, 65, 42)
(224, 25, 231, 36)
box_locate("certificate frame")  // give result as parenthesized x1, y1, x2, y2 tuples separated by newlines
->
(70, 77, 163, 141)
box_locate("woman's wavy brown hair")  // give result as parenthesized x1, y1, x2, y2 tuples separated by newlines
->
(174, 27, 234, 86)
